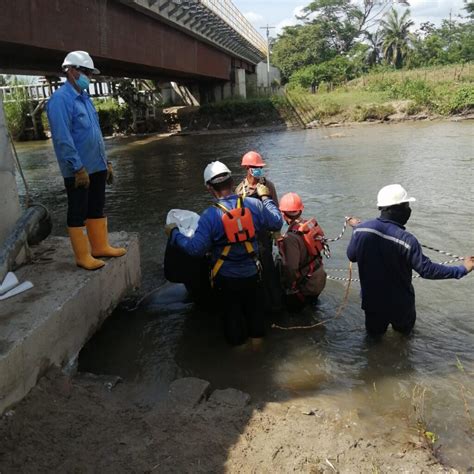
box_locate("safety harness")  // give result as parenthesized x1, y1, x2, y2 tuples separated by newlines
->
(211, 196, 260, 284)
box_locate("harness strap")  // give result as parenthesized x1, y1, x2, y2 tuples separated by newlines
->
(211, 245, 231, 282)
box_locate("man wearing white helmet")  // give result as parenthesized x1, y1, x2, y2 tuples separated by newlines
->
(165, 161, 283, 345)
(47, 51, 126, 270)
(347, 184, 474, 336)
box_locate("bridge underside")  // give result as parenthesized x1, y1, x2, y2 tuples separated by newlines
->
(0, 0, 255, 81)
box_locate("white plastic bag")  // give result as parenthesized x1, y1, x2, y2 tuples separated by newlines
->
(166, 209, 200, 237)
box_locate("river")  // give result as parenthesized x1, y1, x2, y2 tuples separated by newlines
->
(15, 121, 474, 469)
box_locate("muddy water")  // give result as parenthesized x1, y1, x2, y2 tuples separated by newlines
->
(16, 121, 474, 468)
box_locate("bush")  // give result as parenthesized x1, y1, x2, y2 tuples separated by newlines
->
(4, 90, 30, 140)
(351, 103, 395, 121)
(94, 100, 132, 135)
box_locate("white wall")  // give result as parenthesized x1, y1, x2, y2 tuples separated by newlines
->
(256, 61, 281, 88)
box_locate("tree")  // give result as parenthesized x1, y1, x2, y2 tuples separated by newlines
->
(364, 30, 383, 66)
(380, 8, 414, 68)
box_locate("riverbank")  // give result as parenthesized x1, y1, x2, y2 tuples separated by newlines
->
(0, 369, 448, 472)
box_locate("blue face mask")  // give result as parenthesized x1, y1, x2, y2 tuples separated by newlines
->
(75, 73, 90, 91)
(250, 167, 264, 178)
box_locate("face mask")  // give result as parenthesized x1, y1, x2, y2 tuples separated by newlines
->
(250, 167, 264, 178)
(75, 73, 90, 91)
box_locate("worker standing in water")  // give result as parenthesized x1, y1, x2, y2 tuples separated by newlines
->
(166, 161, 283, 346)
(47, 51, 126, 270)
(277, 192, 328, 312)
(235, 151, 281, 313)
(347, 184, 474, 336)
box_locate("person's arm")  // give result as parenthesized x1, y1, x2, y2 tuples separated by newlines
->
(281, 237, 301, 286)
(267, 180, 278, 204)
(410, 239, 469, 279)
(346, 233, 358, 262)
(260, 197, 283, 231)
(47, 95, 84, 173)
(170, 208, 215, 257)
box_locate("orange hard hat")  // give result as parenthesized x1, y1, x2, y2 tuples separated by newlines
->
(241, 151, 266, 167)
(279, 192, 304, 213)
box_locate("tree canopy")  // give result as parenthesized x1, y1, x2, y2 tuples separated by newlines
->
(271, 0, 473, 88)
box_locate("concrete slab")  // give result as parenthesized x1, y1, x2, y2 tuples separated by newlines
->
(0, 232, 141, 414)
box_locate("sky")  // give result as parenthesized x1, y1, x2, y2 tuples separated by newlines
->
(233, 0, 469, 37)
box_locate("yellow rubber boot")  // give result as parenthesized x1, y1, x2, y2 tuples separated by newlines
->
(86, 217, 127, 258)
(68, 227, 105, 270)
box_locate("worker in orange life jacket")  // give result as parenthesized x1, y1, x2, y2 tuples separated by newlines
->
(277, 192, 327, 312)
(235, 151, 281, 313)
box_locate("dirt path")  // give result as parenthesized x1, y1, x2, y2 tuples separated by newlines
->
(0, 369, 451, 473)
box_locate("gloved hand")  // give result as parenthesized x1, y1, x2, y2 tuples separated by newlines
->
(272, 231, 282, 242)
(256, 183, 271, 199)
(106, 161, 114, 185)
(165, 223, 178, 237)
(75, 167, 90, 188)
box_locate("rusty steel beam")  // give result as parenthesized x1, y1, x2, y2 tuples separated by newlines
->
(0, 0, 253, 80)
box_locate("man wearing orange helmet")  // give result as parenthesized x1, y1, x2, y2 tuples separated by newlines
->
(235, 151, 280, 313)
(277, 192, 327, 311)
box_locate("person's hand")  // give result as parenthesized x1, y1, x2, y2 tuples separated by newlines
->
(346, 216, 361, 227)
(463, 256, 474, 273)
(106, 161, 114, 185)
(75, 167, 90, 188)
(256, 183, 271, 199)
(165, 223, 178, 237)
(272, 231, 282, 242)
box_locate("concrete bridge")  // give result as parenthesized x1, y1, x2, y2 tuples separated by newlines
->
(0, 0, 268, 99)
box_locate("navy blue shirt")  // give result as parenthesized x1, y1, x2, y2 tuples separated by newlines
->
(47, 81, 107, 178)
(171, 195, 283, 278)
(347, 217, 467, 313)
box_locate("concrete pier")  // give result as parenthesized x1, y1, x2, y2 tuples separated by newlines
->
(0, 232, 141, 414)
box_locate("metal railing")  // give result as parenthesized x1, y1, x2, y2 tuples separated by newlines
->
(200, 0, 267, 55)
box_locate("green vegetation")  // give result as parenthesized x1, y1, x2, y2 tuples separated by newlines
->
(94, 99, 132, 135)
(272, 0, 474, 89)
(281, 64, 473, 123)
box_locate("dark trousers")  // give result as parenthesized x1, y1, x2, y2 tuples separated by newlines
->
(364, 307, 417, 336)
(214, 274, 264, 346)
(64, 170, 107, 227)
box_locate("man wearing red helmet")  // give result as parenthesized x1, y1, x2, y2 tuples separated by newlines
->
(277, 192, 327, 311)
(235, 151, 280, 313)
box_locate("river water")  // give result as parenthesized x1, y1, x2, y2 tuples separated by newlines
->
(15, 121, 473, 468)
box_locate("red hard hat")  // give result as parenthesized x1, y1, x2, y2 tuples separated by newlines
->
(241, 151, 266, 167)
(279, 192, 304, 213)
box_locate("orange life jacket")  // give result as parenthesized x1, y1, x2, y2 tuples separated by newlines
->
(290, 218, 325, 257)
(211, 197, 259, 283)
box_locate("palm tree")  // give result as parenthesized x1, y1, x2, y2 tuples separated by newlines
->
(380, 8, 415, 68)
(364, 30, 383, 66)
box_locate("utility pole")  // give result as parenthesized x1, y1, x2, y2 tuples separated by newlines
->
(260, 25, 275, 89)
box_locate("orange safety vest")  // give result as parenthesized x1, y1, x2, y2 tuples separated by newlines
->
(291, 218, 325, 257)
(211, 197, 259, 282)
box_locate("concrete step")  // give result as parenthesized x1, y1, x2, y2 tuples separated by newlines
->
(0, 232, 141, 414)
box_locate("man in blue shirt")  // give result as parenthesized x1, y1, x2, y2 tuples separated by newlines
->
(47, 51, 126, 270)
(347, 184, 473, 336)
(166, 161, 283, 345)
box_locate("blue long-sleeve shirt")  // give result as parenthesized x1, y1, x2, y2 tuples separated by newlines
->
(346, 217, 467, 313)
(46, 81, 107, 178)
(171, 195, 283, 278)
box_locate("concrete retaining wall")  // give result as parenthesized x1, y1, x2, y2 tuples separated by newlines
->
(0, 232, 141, 414)
(0, 102, 22, 247)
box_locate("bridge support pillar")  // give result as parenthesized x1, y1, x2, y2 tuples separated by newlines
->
(235, 68, 247, 99)
(0, 102, 22, 248)
(246, 72, 258, 98)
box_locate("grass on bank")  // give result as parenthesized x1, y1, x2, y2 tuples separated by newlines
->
(285, 63, 474, 123)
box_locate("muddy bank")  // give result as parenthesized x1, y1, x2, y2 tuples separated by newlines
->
(0, 369, 451, 473)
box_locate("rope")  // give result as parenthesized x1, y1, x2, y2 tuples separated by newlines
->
(272, 262, 353, 330)
(421, 244, 462, 260)
(325, 218, 349, 242)
(8, 130, 31, 208)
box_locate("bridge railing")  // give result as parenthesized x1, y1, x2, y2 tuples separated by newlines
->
(201, 0, 267, 55)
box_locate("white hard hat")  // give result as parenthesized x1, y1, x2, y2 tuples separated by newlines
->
(377, 184, 416, 207)
(62, 51, 100, 74)
(203, 161, 231, 185)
